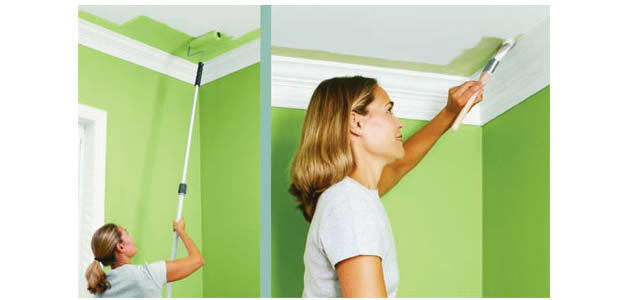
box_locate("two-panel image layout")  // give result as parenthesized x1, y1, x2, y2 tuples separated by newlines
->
(78, 5, 549, 298)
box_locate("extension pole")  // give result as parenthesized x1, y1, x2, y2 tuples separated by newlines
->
(166, 62, 204, 298)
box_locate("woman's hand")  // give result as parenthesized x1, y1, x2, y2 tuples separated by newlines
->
(173, 218, 186, 235)
(378, 81, 484, 196)
(444, 80, 484, 117)
(166, 217, 204, 283)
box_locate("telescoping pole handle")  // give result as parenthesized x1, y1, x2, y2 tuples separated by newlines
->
(166, 61, 203, 298)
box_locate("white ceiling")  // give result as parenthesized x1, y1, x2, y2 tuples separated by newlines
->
(272, 6, 549, 65)
(79, 5, 260, 38)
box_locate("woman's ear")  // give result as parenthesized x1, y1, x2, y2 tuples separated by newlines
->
(349, 111, 363, 136)
(116, 242, 125, 254)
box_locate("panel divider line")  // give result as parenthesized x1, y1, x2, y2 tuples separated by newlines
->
(260, 5, 272, 298)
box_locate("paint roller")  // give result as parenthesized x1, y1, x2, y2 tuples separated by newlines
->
(186, 30, 222, 61)
(450, 38, 516, 131)
(166, 30, 221, 298)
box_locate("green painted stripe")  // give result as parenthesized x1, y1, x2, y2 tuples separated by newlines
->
(79, 10, 260, 63)
(272, 36, 505, 77)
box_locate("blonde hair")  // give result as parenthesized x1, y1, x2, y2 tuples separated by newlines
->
(85, 223, 122, 294)
(289, 76, 378, 222)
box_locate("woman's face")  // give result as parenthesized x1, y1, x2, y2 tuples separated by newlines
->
(117, 226, 137, 258)
(357, 85, 404, 163)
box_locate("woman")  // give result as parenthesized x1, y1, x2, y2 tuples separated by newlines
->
(85, 218, 204, 297)
(290, 76, 483, 297)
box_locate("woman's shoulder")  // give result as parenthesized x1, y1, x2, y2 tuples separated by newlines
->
(118, 262, 166, 288)
(317, 177, 374, 214)
(318, 178, 354, 203)
(110, 262, 164, 276)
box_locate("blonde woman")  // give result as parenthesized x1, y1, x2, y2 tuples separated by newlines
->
(85, 218, 203, 297)
(290, 76, 483, 297)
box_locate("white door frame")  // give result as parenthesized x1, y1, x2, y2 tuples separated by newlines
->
(78, 104, 107, 297)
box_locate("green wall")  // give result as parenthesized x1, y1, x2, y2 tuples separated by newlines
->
(384, 119, 483, 297)
(79, 45, 261, 297)
(79, 45, 204, 297)
(198, 63, 261, 297)
(272, 86, 550, 297)
(270, 108, 309, 297)
(482, 86, 550, 297)
(271, 108, 483, 297)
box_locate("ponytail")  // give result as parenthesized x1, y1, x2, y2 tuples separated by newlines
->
(85, 223, 122, 294)
(86, 260, 110, 294)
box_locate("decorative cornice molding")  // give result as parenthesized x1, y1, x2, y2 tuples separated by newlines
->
(78, 19, 260, 85)
(200, 39, 260, 85)
(271, 56, 479, 124)
(79, 16, 549, 124)
(272, 17, 550, 125)
(480, 17, 550, 124)
(79, 19, 196, 84)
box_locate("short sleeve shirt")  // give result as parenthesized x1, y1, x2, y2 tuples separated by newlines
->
(302, 177, 399, 297)
(94, 261, 167, 298)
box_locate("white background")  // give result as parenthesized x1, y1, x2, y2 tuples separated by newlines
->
(0, 1, 628, 299)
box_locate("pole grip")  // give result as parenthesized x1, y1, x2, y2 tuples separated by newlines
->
(195, 62, 204, 86)
(178, 183, 187, 195)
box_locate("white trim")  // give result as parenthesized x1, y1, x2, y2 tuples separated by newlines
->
(78, 104, 107, 297)
(77, 104, 107, 225)
(78, 18, 260, 85)
(480, 17, 550, 125)
(200, 39, 260, 85)
(271, 18, 549, 125)
(79, 18, 196, 84)
(271, 56, 480, 125)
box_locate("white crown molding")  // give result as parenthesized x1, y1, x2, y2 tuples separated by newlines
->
(200, 39, 260, 85)
(271, 56, 479, 125)
(78, 18, 260, 85)
(479, 17, 550, 125)
(272, 17, 549, 126)
(79, 18, 196, 84)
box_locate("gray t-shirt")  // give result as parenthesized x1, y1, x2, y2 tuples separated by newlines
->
(303, 176, 399, 297)
(94, 261, 167, 298)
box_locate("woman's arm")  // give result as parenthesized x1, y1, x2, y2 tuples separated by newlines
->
(165, 218, 205, 282)
(378, 81, 484, 196)
(337, 255, 388, 298)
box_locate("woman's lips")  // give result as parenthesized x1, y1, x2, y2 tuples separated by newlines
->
(395, 134, 403, 142)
